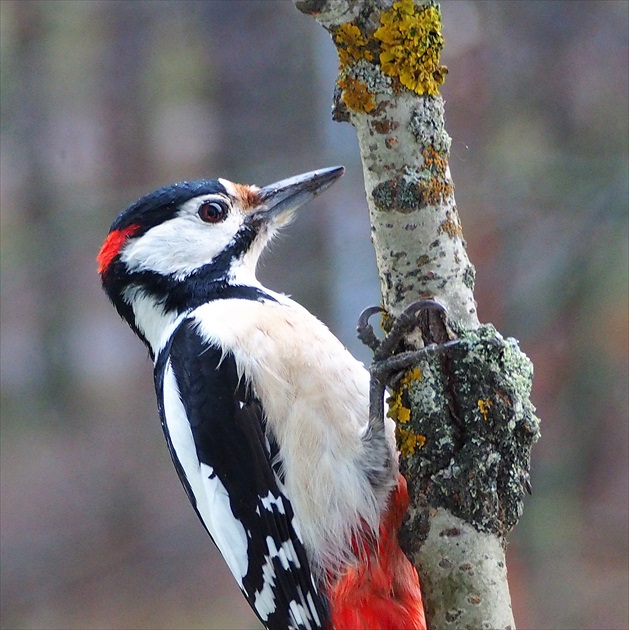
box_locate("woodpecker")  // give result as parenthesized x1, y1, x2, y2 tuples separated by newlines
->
(98, 167, 426, 630)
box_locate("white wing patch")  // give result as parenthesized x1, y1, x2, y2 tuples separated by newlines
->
(253, 550, 277, 622)
(161, 362, 249, 585)
(253, 534, 313, 625)
(306, 593, 322, 626)
(260, 491, 286, 515)
(265, 535, 300, 571)
(200, 462, 249, 584)
(289, 597, 316, 628)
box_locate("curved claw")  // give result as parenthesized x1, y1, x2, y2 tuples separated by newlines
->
(357, 305, 384, 331)
(389, 298, 448, 342)
(401, 298, 447, 318)
(373, 298, 448, 361)
(357, 305, 385, 352)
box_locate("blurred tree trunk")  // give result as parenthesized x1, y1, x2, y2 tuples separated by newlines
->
(293, 1, 540, 628)
(100, 1, 153, 188)
(9, 4, 73, 419)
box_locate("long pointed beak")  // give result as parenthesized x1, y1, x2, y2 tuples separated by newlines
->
(249, 166, 345, 226)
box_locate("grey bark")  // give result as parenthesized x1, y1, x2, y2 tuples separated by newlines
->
(293, 1, 540, 628)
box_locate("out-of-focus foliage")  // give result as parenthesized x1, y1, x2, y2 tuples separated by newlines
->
(1, 2, 627, 629)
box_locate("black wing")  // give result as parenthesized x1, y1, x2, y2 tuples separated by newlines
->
(154, 318, 330, 630)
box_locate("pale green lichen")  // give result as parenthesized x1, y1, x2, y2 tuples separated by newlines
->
(372, 176, 423, 212)
(462, 265, 476, 290)
(410, 96, 452, 152)
(337, 57, 392, 114)
(352, 58, 392, 95)
(377, 145, 452, 211)
(372, 148, 453, 212)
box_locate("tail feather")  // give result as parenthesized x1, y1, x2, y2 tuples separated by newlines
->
(328, 475, 426, 630)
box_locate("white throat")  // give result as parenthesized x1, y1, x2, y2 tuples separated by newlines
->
(123, 286, 185, 356)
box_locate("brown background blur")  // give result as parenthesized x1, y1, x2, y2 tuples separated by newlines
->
(1, 1, 627, 629)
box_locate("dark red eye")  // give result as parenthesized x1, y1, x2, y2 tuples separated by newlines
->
(198, 200, 228, 223)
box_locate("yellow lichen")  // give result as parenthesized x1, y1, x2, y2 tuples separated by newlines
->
(478, 398, 493, 421)
(405, 367, 423, 382)
(374, 0, 447, 95)
(387, 387, 410, 423)
(338, 76, 376, 113)
(388, 366, 425, 456)
(380, 309, 394, 333)
(397, 426, 426, 457)
(422, 144, 447, 171)
(423, 178, 453, 206)
(334, 23, 373, 67)
(439, 216, 462, 238)
(388, 367, 422, 424)
(420, 145, 454, 205)
(395, 404, 412, 423)
(333, 23, 377, 113)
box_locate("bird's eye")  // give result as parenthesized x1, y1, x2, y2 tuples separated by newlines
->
(198, 200, 228, 223)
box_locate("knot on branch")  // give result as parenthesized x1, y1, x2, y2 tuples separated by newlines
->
(396, 324, 540, 544)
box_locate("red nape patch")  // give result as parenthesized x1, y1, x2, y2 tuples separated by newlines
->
(97, 224, 140, 274)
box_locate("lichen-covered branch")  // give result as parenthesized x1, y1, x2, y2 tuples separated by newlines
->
(395, 325, 539, 627)
(294, 1, 540, 628)
(298, 0, 476, 327)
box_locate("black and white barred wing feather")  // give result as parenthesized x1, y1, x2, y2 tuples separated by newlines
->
(154, 318, 329, 630)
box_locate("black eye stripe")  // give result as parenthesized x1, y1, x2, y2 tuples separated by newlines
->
(198, 200, 229, 223)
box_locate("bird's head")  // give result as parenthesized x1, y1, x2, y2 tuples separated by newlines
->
(98, 166, 344, 352)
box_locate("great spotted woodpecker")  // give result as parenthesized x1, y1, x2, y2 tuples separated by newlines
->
(98, 167, 426, 629)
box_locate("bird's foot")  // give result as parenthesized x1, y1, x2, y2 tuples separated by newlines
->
(359, 299, 459, 440)
(357, 299, 459, 388)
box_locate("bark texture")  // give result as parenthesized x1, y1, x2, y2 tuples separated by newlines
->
(294, 1, 540, 628)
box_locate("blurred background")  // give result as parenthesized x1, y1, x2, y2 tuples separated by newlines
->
(1, 1, 627, 628)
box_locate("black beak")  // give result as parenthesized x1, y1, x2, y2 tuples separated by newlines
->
(249, 166, 345, 226)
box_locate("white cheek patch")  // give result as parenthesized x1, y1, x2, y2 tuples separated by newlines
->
(120, 208, 243, 279)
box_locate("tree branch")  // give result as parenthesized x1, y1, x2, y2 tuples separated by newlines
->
(295, 1, 540, 628)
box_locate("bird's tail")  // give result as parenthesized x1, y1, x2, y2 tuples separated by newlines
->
(328, 475, 426, 630)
